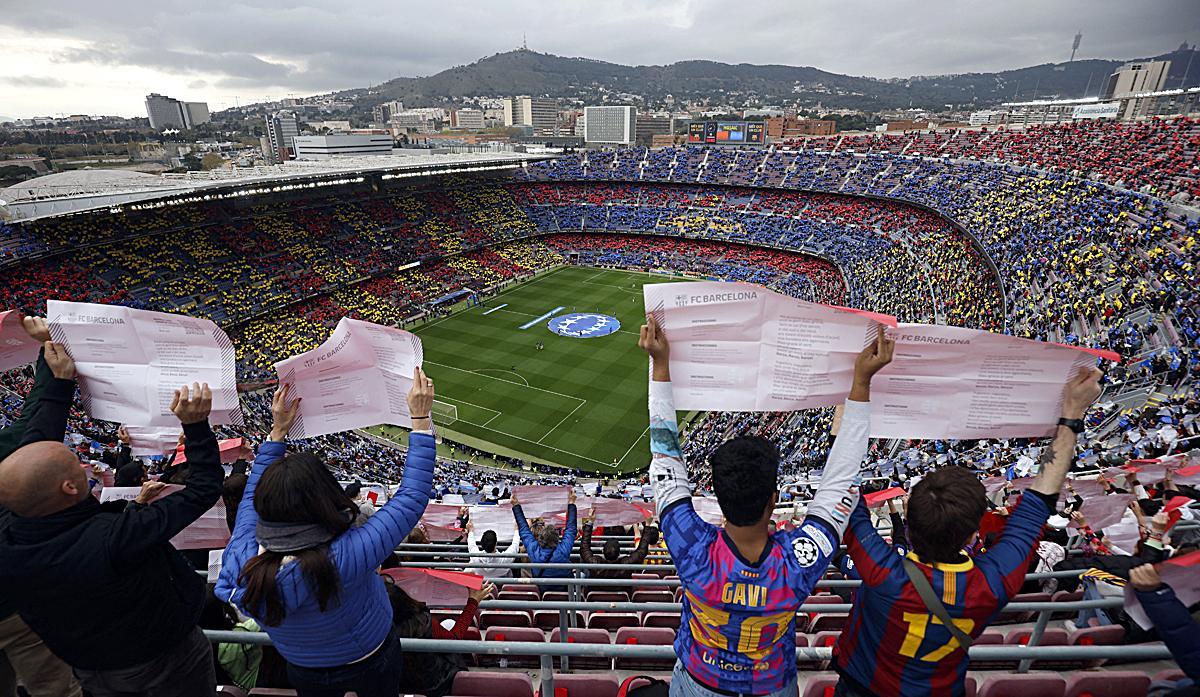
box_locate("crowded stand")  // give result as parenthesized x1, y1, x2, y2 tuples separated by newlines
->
(0, 115, 1198, 696)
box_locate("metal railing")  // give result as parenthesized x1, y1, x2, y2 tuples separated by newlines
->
(202, 595, 1174, 697)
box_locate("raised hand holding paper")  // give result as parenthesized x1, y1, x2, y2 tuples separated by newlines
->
(46, 300, 242, 427)
(274, 317, 423, 439)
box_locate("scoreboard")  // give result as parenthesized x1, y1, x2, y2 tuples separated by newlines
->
(686, 120, 765, 146)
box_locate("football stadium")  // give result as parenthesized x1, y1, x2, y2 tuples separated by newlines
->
(1, 26, 1200, 697)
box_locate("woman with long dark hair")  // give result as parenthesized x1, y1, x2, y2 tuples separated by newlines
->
(216, 370, 438, 697)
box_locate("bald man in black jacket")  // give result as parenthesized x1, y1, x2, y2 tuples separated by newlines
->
(0, 339, 223, 697)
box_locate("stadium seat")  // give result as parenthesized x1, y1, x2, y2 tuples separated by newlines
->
(614, 626, 676, 670)
(550, 674, 621, 697)
(811, 631, 841, 648)
(1064, 671, 1151, 697)
(481, 626, 545, 668)
(542, 592, 570, 602)
(1004, 628, 1069, 646)
(977, 674, 1066, 697)
(800, 673, 839, 697)
(642, 612, 681, 630)
(479, 610, 533, 630)
(533, 610, 585, 630)
(585, 591, 630, 604)
(1050, 590, 1084, 620)
(968, 630, 1015, 669)
(1153, 669, 1186, 683)
(452, 671, 535, 697)
(1067, 625, 1125, 646)
(631, 590, 675, 604)
(502, 583, 540, 594)
(586, 612, 640, 631)
(996, 592, 1050, 624)
(497, 591, 541, 603)
(549, 627, 612, 670)
(795, 632, 825, 670)
(808, 613, 848, 633)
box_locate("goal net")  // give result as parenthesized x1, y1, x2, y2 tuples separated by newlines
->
(431, 400, 458, 426)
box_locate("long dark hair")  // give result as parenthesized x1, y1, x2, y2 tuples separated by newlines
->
(238, 452, 358, 626)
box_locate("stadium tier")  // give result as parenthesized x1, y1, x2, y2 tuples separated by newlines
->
(0, 116, 1197, 697)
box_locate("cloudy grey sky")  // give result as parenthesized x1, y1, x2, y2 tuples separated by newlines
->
(2, 0, 1197, 119)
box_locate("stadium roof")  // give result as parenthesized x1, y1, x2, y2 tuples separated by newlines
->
(0, 151, 553, 223)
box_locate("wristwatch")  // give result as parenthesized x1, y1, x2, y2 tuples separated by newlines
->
(1057, 417, 1084, 434)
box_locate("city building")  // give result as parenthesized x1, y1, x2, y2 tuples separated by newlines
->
(264, 110, 302, 164)
(584, 106, 637, 145)
(765, 117, 837, 139)
(1104, 60, 1170, 99)
(373, 100, 404, 124)
(292, 134, 393, 159)
(449, 109, 485, 130)
(968, 110, 1007, 127)
(634, 113, 671, 146)
(144, 93, 210, 130)
(505, 96, 559, 136)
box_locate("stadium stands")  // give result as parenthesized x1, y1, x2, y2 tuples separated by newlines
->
(0, 115, 1198, 696)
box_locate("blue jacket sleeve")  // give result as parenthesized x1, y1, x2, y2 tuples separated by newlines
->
(512, 504, 546, 562)
(332, 432, 436, 579)
(552, 504, 578, 562)
(216, 439, 287, 603)
(1136, 583, 1200, 681)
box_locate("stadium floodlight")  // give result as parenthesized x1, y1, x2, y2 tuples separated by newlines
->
(432, 400, 458, 426)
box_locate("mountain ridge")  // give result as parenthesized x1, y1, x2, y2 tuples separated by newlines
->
(318, 45, 1198, 112)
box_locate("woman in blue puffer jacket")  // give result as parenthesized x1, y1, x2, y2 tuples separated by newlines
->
(217, 370, 438, 697)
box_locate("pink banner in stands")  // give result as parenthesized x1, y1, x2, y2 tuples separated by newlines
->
(0, 310, 41, 372)
(864, 487, 905, 508)
(174, 438, 251, 465)
(171, 501, 230, 550)
(1070, 493, 1134, 531)
(381, 568, 483, 608)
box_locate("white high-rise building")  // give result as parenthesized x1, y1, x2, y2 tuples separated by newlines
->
(145, 93, 210, 130)
(504, 96, 559, 135)
(584, 106, 637, 145)
(264, 110, 302, 163)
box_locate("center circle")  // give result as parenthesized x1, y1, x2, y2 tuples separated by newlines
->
(547, 313, 621, 339)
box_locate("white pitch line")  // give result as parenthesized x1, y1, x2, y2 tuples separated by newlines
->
(423, 360, 585, 404)
(537, 399, 586, 445)
(474, 367, 530, 387)
(433, 395, 502, 420)
(615, 425, 650, 468)
(414, 266, 571, 333)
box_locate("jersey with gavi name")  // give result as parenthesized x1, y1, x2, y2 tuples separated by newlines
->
(649, 380, 872, 694)
(661, 500, 841, 694)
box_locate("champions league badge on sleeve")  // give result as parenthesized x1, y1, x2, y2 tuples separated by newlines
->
(547, 313, 621, 339)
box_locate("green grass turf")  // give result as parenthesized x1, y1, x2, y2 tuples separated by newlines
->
(396, 266, 680, 474)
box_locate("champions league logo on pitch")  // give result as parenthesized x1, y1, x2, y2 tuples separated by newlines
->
(547, 313, 621, 339)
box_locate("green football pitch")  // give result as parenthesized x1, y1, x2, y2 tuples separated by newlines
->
(400, 266, 680, 474)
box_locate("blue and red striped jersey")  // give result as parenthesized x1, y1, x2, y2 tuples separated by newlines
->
(833, 494, 1051, 697)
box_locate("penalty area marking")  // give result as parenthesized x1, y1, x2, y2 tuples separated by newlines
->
(421, 359, 636, 469)
(481, 303, 508, 315)
(473, 367, 530, 387)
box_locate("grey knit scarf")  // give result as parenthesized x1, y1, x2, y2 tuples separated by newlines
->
(255, 519, 336, 553)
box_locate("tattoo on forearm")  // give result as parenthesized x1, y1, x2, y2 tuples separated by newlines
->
(1038, 442, 1059, 469)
